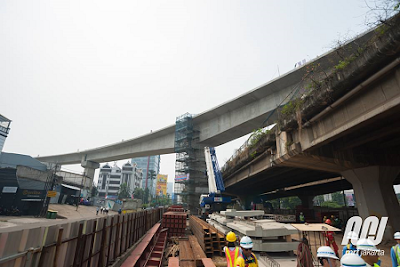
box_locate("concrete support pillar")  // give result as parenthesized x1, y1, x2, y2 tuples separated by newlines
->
(276, 131, 288, 157)
(81, 160, 100, 190)
(238, 195, 256, 210)
(298, 195, 314, 209)
(341, 166, 400, 241)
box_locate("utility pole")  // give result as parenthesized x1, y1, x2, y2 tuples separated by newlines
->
(40, 163, 58, 217)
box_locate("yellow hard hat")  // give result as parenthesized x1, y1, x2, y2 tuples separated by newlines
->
(226, 231, 236, 242)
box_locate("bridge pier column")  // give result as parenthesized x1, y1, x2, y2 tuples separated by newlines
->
(298, 195, 314, 209)
(81, 160, 100, 193)
(238, 195, 257, 210)
(341, 166, 400, 241)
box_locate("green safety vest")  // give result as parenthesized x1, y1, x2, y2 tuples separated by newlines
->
(393, 244, 400, 267)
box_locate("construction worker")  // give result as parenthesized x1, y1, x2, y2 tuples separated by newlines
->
(235, 236, 258, 267)
(224, 232, 240, 267)
(299, 212, 305, 223)
(317, 246, 339, 267)
(357, 238, 381, 267)
(391, 232, 400, 267)
(331, 215, 336, 227)
(324, 219, 340, 258)
(341, 253, 367, 267)
(342, 231, 358, 255)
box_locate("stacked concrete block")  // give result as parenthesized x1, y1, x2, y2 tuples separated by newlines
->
(167, 205, 185, 212)
(162, 211, 186, 237)
(220, 209, 264, 217)
(208, 211, 299, 253)
(264, 213, 296, 222)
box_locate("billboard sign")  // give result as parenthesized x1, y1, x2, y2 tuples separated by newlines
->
(175, 174, 189, 182)
(156, 174, 168, 196)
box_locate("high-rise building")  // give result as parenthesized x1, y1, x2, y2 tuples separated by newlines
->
(131, 156, 160, 195)
(0, 114, 11, 154)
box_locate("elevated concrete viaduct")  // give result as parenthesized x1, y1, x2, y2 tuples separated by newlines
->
(36, 15, 400, 219)
(36, 21, 374, 213)
(222, 14, 400, 240)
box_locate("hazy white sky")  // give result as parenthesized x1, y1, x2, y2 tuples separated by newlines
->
(1, 1, 375, 185)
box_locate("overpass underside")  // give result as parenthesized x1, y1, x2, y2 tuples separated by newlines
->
(223, 17, 400, 240)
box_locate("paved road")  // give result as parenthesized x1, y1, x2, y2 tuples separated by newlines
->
(0, 204, 117, 233)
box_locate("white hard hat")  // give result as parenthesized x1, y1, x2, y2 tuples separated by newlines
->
(240, 236, 253, 249)
(341, 253, 367, 267)
(346, 231, 358, 240)
(356, 238, 379, 251)
(317, 246, 339, 260)
(394, 232, 400, 240)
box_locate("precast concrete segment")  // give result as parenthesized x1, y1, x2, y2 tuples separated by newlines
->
(208, 216, 299, 253)
(209, 213, 232, 226)
(206, 220, 231, 235)
(35, 27, 375, 165)
(226, 220, 297, 238)
(251, 241, 299, 253)
(220, 209, 264, 217)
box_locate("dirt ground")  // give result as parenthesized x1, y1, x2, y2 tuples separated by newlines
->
(292, 232, 396, 266)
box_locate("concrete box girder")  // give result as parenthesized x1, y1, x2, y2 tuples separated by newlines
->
(226, 220, 297, 238)
(220, 209, 264, 217)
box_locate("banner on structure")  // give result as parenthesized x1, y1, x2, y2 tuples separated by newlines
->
(156, 174, 168, 196)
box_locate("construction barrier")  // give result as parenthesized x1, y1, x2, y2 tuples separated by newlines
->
(0, 208, 164, 267)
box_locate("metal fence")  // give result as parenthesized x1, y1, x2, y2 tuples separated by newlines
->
(0, 208, 164, 267)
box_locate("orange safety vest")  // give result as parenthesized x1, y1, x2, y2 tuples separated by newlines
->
(225, 247, 240, 267)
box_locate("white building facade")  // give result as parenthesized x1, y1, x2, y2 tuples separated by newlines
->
(121, 161, 143, 196)
(98, 163, 121, 198)
(97, 162, 142, 198)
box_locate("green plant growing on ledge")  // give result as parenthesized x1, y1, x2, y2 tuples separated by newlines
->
(281, 98, 304, 116)
(334, 54, 357, 70)
(285, 141, 294, 150)
(248, 128, 270, 148)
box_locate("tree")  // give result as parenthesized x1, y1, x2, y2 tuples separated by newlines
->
(91, 186, 98, 198)
(321, 201, 342, 208)
(133, 188, 144, 200)
(281, 196, 301, 209)
(144, 187, 150, 204)
(118, 183, 130, 200)
(314, 195, 324, 206)
(153, 194, 172, 206)
(331, 192, 345, 207)
(365, 0, 400, 27)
